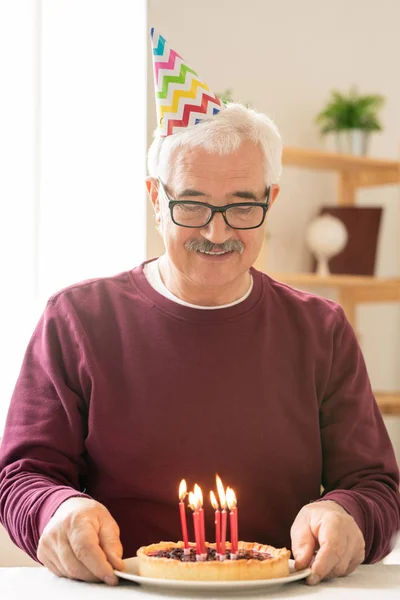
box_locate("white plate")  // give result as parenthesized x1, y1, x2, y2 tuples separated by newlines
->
(114, 557, 311, 592)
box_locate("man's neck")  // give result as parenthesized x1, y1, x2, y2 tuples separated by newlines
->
(158, 255, 252, 307)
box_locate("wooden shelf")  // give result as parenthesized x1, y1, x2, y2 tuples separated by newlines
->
(270, 273, 400, 303)
(282, 146, 400, 187)
(375, 393, 400, 415)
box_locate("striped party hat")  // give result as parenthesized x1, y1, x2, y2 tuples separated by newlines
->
(150, 28, 224, 137)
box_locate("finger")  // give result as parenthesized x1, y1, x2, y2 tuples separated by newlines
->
(98, 519, 125, 571)
(45, 557, 64, 578)
(308, 531, 347, 583)
(325, 535, 364, 580)
(69, 522, 118, 585)
(38, 534, 100, 582)
(324, 555, 351, 580)
(343, 557, 363, 577)
(291, 521, 317, 570)
(337, 541, 365, 578)
(57, 540, 102, 582)
(37, 542, 64, 577)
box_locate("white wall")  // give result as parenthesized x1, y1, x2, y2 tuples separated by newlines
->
(0, 0, 39, 430)
(0, 0, 147, 558)
(0, 0, 147, 430)
(38, 0, 147, 306)
(0, 526, 38, 567)
(147, 0, 400, 457)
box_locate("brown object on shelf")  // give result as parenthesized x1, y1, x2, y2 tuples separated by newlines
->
(311, 206, 383, 276)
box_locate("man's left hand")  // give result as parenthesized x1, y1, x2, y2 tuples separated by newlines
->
(291, 500, 365, 585)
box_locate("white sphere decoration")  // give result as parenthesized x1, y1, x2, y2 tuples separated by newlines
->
(306, 214, 348, 277)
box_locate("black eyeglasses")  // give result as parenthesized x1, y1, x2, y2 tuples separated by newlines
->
(158, 178, 271, 230)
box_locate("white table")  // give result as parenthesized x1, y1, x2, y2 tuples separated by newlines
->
(0, 564, 399, 599)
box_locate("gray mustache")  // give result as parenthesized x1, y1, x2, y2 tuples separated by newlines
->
(185, 238, 244, 254)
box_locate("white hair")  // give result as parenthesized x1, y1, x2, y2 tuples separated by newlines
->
(147, 103, 283, 185)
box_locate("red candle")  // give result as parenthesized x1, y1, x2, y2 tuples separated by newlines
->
(234, 506, 239, 552)
(189, 491, 202, 557)
(210, 491, 221, 554)
(199, 507, 206, 555)
(229, 507, 238, 554)
(220, 509, 227, 556)
(193, 510, 202, 556)
(215, 510, 221, 554)
(226, 487, 238, 555)
(194, 484, 206, 555)
(179, 501, 189, 549)
(216, 475, 227, 558)
(178, 480, 189, 550)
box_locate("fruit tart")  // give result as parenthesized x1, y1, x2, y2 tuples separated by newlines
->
(137, 540, 291, 581)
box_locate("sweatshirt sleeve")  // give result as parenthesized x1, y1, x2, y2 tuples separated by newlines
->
(0, 297, 92, 561)
(318, 305, 400, 563)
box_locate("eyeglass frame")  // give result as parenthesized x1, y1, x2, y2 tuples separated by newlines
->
(157, 178, 271, 230)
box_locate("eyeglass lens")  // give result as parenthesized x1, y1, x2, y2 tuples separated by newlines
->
(172, 203, 265, 228)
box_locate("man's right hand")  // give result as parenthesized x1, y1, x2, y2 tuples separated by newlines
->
(37, 497, 125, 585)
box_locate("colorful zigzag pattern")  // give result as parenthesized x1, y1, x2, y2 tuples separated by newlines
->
(150, 28, 223, 137)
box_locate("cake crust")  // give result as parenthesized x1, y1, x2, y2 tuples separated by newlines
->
(137, 541, 291, 581)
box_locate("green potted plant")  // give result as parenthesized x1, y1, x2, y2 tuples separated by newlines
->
(218, 88, 234, 105)
(316, 87, 385, 155)
(217, 89, 249, 108)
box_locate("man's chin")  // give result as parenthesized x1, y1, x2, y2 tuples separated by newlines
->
(188, 263, 245, 289)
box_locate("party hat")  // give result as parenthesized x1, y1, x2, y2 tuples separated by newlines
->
(150, 28, 224, 137)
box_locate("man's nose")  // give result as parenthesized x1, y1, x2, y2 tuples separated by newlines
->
(200, 212, 231, 244)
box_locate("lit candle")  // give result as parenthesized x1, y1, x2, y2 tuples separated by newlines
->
(216, 474, 227, 560)
(194, 484, 206, 557)
(210, 491, 221, 555)
(188, 491, 202, 559)
(178, 479, 190, 554)
(226, 487, 238, 557)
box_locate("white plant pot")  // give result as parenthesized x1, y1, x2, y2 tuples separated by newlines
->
(336, 129, 369, 155)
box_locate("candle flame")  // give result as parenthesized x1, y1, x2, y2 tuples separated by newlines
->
(216, 474, 227, 509)
(179, 479, 187, 501)
(210, 490, 219, 510)
(226, 486, 237, 510)
(194, 483, 203, 507)
(188, 490, 196, 511)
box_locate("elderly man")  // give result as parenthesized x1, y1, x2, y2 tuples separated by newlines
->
(0, 30, 399, 588)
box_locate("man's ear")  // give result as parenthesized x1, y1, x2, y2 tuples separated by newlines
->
(269, 184, 280, 208)
(145, 177, 162, 225)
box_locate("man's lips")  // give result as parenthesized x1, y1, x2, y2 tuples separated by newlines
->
(195, 249, 234, 261)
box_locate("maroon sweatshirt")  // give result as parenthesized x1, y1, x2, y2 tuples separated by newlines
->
(0, 262, 399, 562)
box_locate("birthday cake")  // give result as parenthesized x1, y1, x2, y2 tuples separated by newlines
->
(137, 541, 290, 581)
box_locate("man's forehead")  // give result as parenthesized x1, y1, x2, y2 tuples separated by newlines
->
(168, 141, 264, 185)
